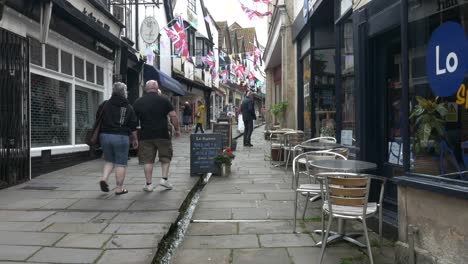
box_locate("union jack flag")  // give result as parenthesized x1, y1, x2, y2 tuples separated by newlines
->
(202, 51, 216, 70)
(164, 16, 189, 58)
(220, 69, 229, 84)
(233, 62, 245, 78)
(240, 3, 272, 20)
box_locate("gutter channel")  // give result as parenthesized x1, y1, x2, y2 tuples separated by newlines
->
(152, 173, 212, 264)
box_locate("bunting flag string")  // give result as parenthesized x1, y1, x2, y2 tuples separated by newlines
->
(252, 0, 271, 3)
(240, 3, 272, 20)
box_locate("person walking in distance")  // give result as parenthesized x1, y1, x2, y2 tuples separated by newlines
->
(133, 80, 180, 191)
(98, 82, 138, 195)
(194, 100, 205, 134)
(182, 101, 192, 133)
(241, 91, 256, 147)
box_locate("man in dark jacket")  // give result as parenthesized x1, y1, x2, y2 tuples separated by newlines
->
(241, 91, 256, 147)
(133, 80, 180, 191)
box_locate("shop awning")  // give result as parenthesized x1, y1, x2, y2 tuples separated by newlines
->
(144, 64, 185, 96)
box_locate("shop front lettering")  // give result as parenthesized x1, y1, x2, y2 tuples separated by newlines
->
(426, 22, 468, 97)
(456, 84, 468, 109)
(436, 45, 458, 75)
(437, 0, 459, 11)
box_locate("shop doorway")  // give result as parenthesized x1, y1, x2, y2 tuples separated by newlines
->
(0, 28, 30, 188)
(367, 27, 401, 225)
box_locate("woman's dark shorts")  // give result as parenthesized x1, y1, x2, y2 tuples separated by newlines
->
(100, 133, 130, 166)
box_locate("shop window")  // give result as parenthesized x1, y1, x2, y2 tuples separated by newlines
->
(31, 73, 71, 147)
(29, 38, 42, 66)
(187, 29, 195, 58)
(75, 87, 102, 144)
(96, 66, 104, 85)
(45, 44, 59, 71)
(312, 49, 336, 138)
(86, 61, 95, 83)
(61, 50, 72, 75)
(75, 57, 84, 79)
(408, 2, 468, 178)
(340, 19, 357, 145)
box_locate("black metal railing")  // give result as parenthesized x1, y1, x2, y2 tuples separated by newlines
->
(0, 28, 30, 188)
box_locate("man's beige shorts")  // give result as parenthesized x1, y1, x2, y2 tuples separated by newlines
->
(138, 139, 173, 164)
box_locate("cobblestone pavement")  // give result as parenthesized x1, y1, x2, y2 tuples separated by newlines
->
(173, 126, 396, 264)
(0, 134, 197, 264)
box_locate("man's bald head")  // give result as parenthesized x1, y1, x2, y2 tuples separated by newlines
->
(145, 80, 159, 92)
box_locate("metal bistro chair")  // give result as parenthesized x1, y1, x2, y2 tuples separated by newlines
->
(302, 136, 337, 144)
(269, 132, 285, 167)
(292, 151, 347, 233)
(318, 172, 387, 264)
(282, 131, 305, 171)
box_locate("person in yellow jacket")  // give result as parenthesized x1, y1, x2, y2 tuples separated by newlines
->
(194, 100, 205, 133)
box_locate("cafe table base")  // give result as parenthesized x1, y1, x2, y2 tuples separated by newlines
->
(313, 219, 366, 248)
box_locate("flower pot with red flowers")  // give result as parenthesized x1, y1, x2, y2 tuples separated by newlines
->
(214, 148, 235, 176)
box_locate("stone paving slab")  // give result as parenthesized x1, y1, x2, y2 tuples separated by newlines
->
(259, 233, 316, 247)
(0, 222, 51, 232)
(192, 208, 232, 220)
(111, 211, 179, 223)
(187, 223, 238, 236)
(182, 235, 260, 249)
(43, 223, 108, 233)
(0, 231, 65, 246)
(106, 234, 161, 249)
(55, 233, 111, 248)
(102, 223, 170, 234)
(96, 249, 154, 264)
(29, 247, 102, 263)
(0, 245, 41, 261)
(173, 249, 231, 264)
(0, 211, 55, 222)
(44, 212, 101, 223)
(232, 208, 268, 219)
(68, 199, 135, 211)
(232, 248, 291, 264)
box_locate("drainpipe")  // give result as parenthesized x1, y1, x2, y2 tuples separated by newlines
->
(408, 224, 419, 264)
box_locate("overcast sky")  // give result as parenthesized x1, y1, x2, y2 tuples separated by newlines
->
(203, 0, 269, 47)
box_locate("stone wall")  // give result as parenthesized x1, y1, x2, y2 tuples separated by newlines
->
(397, 186, 468, 264)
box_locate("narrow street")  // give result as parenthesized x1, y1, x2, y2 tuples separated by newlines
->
(0, 126, 396, 263)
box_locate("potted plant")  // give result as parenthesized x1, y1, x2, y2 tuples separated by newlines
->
(214, 147, 235, 176)
(268, 101, 288, 127)
(409, 96, 449, 174)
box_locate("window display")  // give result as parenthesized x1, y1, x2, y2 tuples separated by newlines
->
(408, 1, 468, 179)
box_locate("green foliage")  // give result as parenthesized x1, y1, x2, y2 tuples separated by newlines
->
(268, 101, 288, 122)
(409, 96, 448, 154)
(320, 126, 335, 137)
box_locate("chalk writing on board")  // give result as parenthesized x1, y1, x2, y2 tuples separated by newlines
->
(190, 134, 223, 176)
